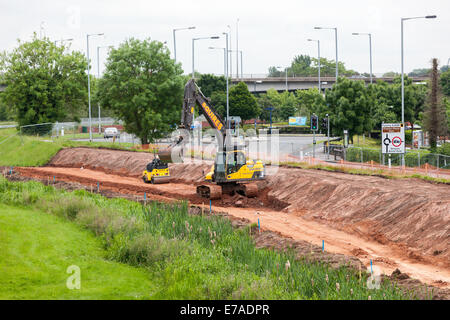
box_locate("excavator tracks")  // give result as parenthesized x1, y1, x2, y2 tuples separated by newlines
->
(196, 185, 223, 200)
(236, 183, 259, 198)
(196, 183, 259, 199)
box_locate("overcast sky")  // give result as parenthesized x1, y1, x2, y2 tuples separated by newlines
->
(1, 0, 449, 76)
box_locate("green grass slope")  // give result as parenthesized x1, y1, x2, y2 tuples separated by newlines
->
(0, 203, 156, 299)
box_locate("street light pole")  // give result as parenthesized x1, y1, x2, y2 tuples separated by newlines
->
(229, 50, 243, 79)
(86, 33, 104, 142)
(236, 18, 239, 80)
(352, 33, 373, 83)
(173, 26, 195, 63)
(276, 66, 287, 91)
(209, 47, 227, 76)
(308, 39, 321, 92)
(227, 25, 232, 79)
(401, 15, 436, 166)
(223, 32, 230, 129)
(97, 45, 113, 133)
(315, 27, 338, 81)
(192, 36, 220, 78)
(240, 50, 243, 78)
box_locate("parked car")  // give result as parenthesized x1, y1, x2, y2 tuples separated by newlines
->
(104, 127, 120, 139)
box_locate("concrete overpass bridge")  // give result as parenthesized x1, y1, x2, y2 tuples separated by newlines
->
(231, 76, 428, 93)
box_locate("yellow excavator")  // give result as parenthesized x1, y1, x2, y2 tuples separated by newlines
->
(158, 79, 265, 199)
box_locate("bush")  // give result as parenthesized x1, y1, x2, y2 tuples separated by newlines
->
(405, 130, 412, 145)
(437, 143, 450, 156)
(346, 147, 380, 163)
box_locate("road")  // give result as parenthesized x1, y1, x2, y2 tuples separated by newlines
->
(72, 133, 337, 159)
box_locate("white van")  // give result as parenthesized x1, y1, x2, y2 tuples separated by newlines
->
(104, 127, 120, 139)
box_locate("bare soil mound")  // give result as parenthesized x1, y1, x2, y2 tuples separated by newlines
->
(47, 148, 450, 266)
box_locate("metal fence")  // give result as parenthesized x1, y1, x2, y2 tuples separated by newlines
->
(346, 146, 450, 170)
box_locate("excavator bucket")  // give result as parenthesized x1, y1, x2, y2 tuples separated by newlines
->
(157, 133, 187, 163)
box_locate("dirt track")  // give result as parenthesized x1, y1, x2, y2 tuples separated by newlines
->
(15, 147, 450, 289)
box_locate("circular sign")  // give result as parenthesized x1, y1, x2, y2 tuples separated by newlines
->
(392, 136, 402, 147)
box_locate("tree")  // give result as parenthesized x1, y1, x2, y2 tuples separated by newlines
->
(229, 82, 260, 121)
(371, 76, 427, 125)
(2, 33, 87, 128)
(408, 68, 431, 77)
(210, 91, 227, 119)
(277, 91, 297, 120)
(383, 71, 400, 77)
(97, 38, 184, 144)
(256, 94, 273, 122)
(268, 54, 359, 78)
(295, 89, 327, 117)
(423, 59, 448, 150)
(325, 78, 373, 141)
(196, 74, 227, 97)
(440, 69, 450, 96)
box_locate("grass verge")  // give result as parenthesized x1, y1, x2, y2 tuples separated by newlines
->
(0, 177, 420, 300)
(0, 128, 155, 167)
(0, 203, 156, 299)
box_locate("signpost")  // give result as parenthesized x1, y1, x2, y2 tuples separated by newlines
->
(311, 114, 319, 158)
(382, 123, 405, 155)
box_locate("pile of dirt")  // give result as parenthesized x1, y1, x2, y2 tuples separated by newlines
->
(48, 147, 211, 180)
(259, 167, 450, 266)
(46, 148, 450, 267)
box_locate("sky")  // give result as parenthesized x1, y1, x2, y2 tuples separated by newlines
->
(1, 0, 449, 77)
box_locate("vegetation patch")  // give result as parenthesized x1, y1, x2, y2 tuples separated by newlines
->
(0, 177, 416, 300)
(0, 203, 156, 299)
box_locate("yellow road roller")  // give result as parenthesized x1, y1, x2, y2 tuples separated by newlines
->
(142, 158, 171, 184)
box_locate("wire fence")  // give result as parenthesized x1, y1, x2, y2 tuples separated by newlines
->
(346, 146, 450, 170)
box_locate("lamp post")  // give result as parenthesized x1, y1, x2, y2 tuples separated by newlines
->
(352, 33, 373, 83)
(308, 39, 321, 92)
(229, 50, 243, 79)
(276, 66, 288, 92)
(401, 15, 436, 166)
(173, 26, 195, 63)
(227, 25, 233, 79)
(97, 45, 113, 133)
(209, 47, 227, 76)
(236, 18, 240, 79)
(315, 27, 338, 80)
(192, 36, 220, 78)
(86, 33, 104, 142)
(223, 32, 230, 130)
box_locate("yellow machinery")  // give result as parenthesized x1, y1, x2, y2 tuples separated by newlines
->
(142, 158, 171, 184)
(158, 79, 265, 199)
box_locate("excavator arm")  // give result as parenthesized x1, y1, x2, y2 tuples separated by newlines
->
(180, 79, 226, 135)
(158, 79, 227, 162)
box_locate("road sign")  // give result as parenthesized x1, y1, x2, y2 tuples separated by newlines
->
(289, 117, 307, 126)
(382, 123, 405, 154)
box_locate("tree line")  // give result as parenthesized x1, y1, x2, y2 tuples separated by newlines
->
(0, 34, 448, 148)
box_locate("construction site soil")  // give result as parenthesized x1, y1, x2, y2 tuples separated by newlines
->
(4, 147, 450, 298)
